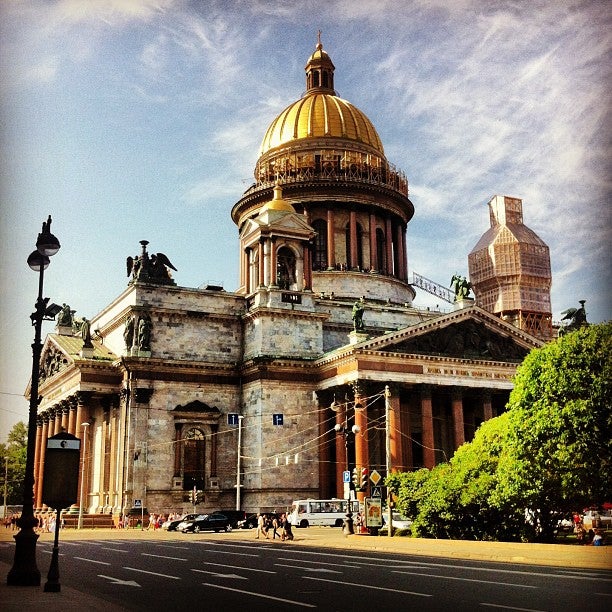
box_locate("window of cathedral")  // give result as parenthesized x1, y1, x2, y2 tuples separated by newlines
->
(312, 219, 327, 270)
(183, 427, 205, 491)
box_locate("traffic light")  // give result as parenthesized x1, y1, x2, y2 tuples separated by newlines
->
(190, 487, 197, 505)
(195, 490, 203, 504)
(360, 467, 369, 492)
(352, 467, 359, 489)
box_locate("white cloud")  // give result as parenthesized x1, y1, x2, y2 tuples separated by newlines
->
(53, 0, 176, 24)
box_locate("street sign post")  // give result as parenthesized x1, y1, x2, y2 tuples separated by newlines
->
(42, 432, 81, 593)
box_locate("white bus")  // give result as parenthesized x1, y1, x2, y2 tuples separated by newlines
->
(288, 498, 360, 528)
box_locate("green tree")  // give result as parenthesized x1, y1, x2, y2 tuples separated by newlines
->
(387, 322, 612, 542)
(1, 421, 27, 507)
(492, 322, 612, 540)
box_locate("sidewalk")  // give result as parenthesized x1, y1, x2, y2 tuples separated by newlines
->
(1, 527, 610, 610)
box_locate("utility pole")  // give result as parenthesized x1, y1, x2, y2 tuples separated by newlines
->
(235, 415, 244, 510)
(385, 385, 393, 537)
(3, 455, 8, 521)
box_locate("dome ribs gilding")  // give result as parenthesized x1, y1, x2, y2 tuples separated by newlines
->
(238, 39, 412, 231)
(259, 93, 385, 154)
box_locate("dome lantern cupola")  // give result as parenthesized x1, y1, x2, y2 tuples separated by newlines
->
(305, 31, 335, 94)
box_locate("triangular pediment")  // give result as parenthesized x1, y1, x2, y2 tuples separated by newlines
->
(174, 400, 221, 414)
(39, 333, 117, 384)
(359, 306, 542, 362)
(240, 212, 315, 243)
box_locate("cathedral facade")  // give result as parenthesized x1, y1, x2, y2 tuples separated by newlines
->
(30, 41, 546, 519)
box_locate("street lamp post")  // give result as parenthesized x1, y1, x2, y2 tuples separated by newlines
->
(77, 422, 90, 529)
(384, 385, 393, 538)
(235, 415, 244, 511)
(7, 216, 61, 587)
(333, 399, 360, 535)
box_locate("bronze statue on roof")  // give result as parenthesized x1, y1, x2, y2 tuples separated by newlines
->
(559, 300, 588, 335)
(451, 274, 473, 301)
(127, 240, 177, 285)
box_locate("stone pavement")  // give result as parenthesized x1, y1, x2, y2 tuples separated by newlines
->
(1, 527, 610, 610)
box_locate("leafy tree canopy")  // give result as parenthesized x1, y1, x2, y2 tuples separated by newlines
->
(387, 322, 612, 542)
(1, 421, 27, 507)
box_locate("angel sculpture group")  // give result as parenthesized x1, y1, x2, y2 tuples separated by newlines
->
(450, 274, 473, 301)
(126, 240, 177, 285)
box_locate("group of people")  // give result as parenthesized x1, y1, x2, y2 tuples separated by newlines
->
(20, 512, 61, 533)
(573, 513, 605, 546)
(146, 512, 168, 530)
(255, 512, 293, 541)
(2, 514, 19, 530)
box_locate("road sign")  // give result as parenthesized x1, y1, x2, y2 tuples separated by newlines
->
(343, 470, 350, 483)
(273, 413, 284, 426)
(227, 413, 239, 426)
(133, 499, 142, 508)
(371, 486, 382, 498)
(369, 469, 382, 485)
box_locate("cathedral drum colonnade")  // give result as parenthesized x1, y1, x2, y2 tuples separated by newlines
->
(29, 38, 547, 522)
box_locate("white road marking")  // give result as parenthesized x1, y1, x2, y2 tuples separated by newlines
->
(393, 569, 537, 588)
(73, 556, 111, 565)
(480, 604, 547, 611)
(197, 548, 258, 557)
(98, 574, 141, 587)
(201, 582, 316, 608)
(192, 569, 248, 580)
(124, 566, 181, 579)
(197, 561, 275, 574)
(303, 576, 431, 597)
(101, 547, 129, 553)
(278, 564, 342, 574)
(141, 552, 187, 561)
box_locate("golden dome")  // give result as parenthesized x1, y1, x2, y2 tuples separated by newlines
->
(258, 94, 385, 157)
(258, 38, 385, 158)
(260, 183, 295, 213)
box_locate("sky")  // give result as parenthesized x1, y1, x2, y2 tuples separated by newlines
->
(1, 0, 610, 441)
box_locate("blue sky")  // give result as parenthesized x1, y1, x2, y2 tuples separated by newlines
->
(1, 0, 610, 439)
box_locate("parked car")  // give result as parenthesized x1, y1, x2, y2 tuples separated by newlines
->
(382, 511, 412, 530)
(238, 513, 258, 529)
(210, 510, 247, 529)
(555, 516, 573, 534)
(178, 513, 232, 533)
(162, 513, 198, 531)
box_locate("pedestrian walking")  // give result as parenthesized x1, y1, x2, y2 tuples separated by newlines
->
(255, 513, 264, 539)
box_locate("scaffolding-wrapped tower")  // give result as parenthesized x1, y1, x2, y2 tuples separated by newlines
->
(468, 195, 553, 340)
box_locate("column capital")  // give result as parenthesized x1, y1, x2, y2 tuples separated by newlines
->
(75, 391, 94, 405)
(451, 387, 463, 401)
(420, 384, 433, 399)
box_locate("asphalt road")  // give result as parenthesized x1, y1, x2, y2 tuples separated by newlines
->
(1, 532, 611, 611)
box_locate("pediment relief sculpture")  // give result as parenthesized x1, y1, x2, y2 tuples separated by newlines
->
(391, 320, 529, 361)
(40, 345, 70, 382)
